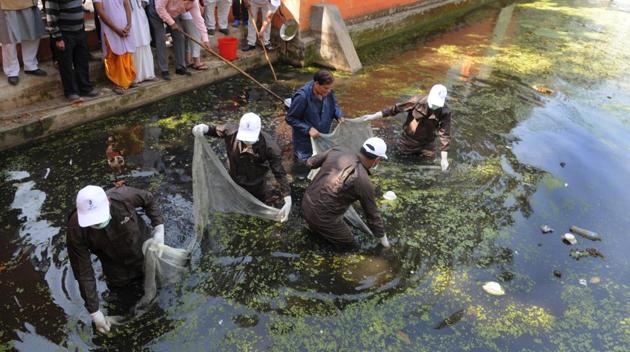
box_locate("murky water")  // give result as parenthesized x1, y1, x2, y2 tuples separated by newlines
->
(2, 0, 630, 350)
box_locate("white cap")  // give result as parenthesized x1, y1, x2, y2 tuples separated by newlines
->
(270, 0, 281, 7)
(236, 112, 262, 143)
(76, 185, 110, 227)
(362, 137, 388, 159)
(427, 84, 447, 108)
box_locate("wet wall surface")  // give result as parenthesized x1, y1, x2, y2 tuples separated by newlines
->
(1, 0, 630, 350)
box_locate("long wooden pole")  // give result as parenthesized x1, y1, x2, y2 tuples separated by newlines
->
(179, 30, 284, 104)
(247, 7, 278, 81)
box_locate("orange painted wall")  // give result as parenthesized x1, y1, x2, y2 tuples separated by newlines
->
(281, 0, 425, 30)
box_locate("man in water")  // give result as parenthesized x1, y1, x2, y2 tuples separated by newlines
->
(361, 84, 452, 171)
(285, 70, 344, 162)
(192, 112, 292, 221)
(302, 137, 391, 250)
(67, 183, 165, 333)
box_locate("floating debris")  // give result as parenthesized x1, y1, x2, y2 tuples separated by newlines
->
(562, 233, 577, 245)
(43, 168, 50, 179)
(590, 276, 601, 284)
(553, 270, 562, 278)
(383, 191, 397, 201)
(570, 248, 605, 260)
(396, 330, 411, 344)
(533, 85, 554, 95)
(579, 279, 588, 287)
(570, 226, 602, 241)
(433, 309, 465, 329)
(560, 162, 566, 167)
(482, 281, 505, 296)
(540, 225, 553, 233)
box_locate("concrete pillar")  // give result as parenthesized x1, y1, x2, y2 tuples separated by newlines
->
(310, 4, 362, 73)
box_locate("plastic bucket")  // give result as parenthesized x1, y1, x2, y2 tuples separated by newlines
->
(218, 37, 238, 61)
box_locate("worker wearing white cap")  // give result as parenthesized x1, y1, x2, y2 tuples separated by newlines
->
(301, 137, 391, 249)
(192, 112, 292, 221)
(67, 184, 165, 333)
(360, 84, 452, 171)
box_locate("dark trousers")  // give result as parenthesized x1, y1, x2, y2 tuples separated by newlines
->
(52, 30, 93, 97)
(232, 0, 248, 21)
(146, 4, 169, 72)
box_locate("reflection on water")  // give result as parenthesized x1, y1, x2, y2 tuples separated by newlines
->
(2, 0, 630, 350)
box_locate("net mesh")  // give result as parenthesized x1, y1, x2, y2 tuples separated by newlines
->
(308, 118, 375, 236)
(136, 119, 374, 310)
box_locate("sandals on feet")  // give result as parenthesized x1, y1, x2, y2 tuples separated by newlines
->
(190, 63, 208, 71)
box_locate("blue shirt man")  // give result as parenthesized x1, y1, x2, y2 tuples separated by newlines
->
(285, 70, 344, 161)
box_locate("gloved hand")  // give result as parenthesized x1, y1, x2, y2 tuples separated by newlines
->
(380, 235, 391, 249)
(151, 224, 165, 245)
(279, 196, 292, 223)
(90, 310, 111, 333)
(192, 124, 209, 137)
(440, 151, 449, 172)
(361, 111, 383, 122)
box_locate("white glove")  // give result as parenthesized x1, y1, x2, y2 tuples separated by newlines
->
(90, 310, 111, 333)
(361, 111, 383, 122)
(192, 124, 209, 137)
(440, 151, 449, 172)
(279, 196, 292, 223)
(151, 224, 165, 245)
(380, 235, 391, 249)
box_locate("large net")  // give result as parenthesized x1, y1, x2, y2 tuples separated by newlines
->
(135, 119, 374, 311)
(308, 118, 375, 236)
(135, 238, 190, 313)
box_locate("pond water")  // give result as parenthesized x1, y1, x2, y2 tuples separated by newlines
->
(2, 0, 630, 350)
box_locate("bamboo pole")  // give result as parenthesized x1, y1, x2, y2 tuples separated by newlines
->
(179, 30, 284, 104)
(247, 7, 278, 81)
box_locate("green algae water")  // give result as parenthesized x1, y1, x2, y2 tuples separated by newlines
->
(2, 0, 630, 350)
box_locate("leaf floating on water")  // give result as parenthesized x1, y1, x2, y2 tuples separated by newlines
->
(482, 281, 505, 296)
(540, 225, 553, 233)
(533, 85, 554, 95)
(396, 330, 411, 344)
(433, 309, 465, 329)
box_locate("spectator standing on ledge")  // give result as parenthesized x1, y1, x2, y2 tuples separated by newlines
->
(46, 0, 100, 102)
(94, 0, 137, 94)
(129, 0, 156, 83)
(0, 0, 48, 86)
(204, 0, 231, 36)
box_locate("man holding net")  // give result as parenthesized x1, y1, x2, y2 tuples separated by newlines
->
(192, 112, 292, 221)
(67, 183, 165, 333)
(301, 137, 391, 250)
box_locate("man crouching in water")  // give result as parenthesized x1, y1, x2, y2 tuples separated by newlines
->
(67, 183, 165, 333)
(301, 137, 391, 250)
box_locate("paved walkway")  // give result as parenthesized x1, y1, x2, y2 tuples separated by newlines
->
(0, 26, 279, 151)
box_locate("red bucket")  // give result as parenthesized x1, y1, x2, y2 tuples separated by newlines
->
(218, 37, 238, 61)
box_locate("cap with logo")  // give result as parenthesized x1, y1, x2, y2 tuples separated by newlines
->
(427, 84, 448, 108)
(362, 137, 388, 159)
(236, 112, 262, 144)
(76, 185, 110, 227)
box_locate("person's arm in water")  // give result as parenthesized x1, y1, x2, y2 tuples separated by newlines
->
(355, 178, 385, 239)
(305, 148, 331, 169)
(285, 91, 317, 137)
(67, 225, 100, 315)
(437, 108, 452, 153)
(265, 138, 291, 197)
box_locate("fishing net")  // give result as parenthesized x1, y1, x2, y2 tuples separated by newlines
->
(135, 238, 190, 313)
(308, 118, 375, 236)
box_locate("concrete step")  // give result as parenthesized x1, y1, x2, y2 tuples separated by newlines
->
(1, 26, 252, 115)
